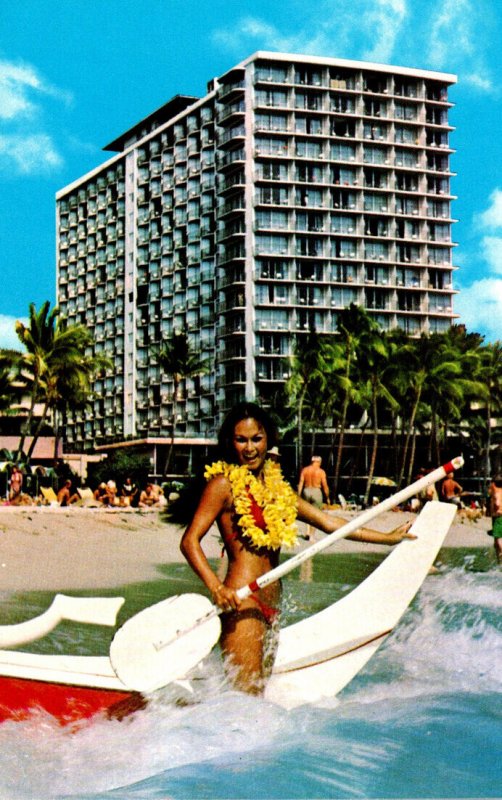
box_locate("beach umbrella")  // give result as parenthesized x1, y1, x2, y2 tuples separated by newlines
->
(371, 476, 397, 486)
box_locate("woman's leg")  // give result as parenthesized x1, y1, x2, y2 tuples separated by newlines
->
(220, 606, 268, 694)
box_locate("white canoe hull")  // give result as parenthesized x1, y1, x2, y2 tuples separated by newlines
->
(265, 501, 456, 707)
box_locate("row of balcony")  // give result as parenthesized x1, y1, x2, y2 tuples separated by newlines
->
(251, 67, 450, 103)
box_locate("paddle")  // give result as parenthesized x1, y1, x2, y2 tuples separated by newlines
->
(110, 456, 463, 692)
(0, 594, 125, 649)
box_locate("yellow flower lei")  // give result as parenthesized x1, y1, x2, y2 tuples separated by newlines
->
(204, 459, 298, 550)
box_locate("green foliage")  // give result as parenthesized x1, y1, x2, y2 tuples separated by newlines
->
(163, 474, 206, 527)
(87, 450, 151, 490)
(13, 301, 109, 463)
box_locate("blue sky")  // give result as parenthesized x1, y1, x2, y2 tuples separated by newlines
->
(1, 0, 501, 348)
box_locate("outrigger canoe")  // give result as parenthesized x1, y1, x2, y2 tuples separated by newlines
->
(0, 501, 456, 724)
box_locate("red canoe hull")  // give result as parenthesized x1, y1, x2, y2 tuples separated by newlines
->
(0, 675, 143, 725)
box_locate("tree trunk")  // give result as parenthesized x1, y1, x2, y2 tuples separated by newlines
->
(25, 399, 50, 464)
(484, 401, 492, 492)
(16, 378, 40, 462)
(398, 388, 421, 487)
(407, 426, 418, 485)
(163, 377, 180, 477)
(363, 393, 378, 506)
(333, 391, 350, 495)
(347, 416, 370, 494)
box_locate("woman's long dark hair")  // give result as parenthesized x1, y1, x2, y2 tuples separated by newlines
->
(217, 402, 279, 462)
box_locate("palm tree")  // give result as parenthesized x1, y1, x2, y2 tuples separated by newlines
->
(285, 327, 330, 471)
(479, 341, 502, 486)
(15, 302, 99, 464)
(0, 353, 23, 415)
(355, 326, 397, 505)
(424, 328, 486, 468)
(332, 305, 375, 494)
(14, 302, 58, 460)
(157, 332, 209, 475)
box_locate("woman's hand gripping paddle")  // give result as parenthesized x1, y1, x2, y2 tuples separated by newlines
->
(110, 457, 463, 693)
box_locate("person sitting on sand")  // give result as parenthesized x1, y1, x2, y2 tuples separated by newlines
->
(57, 480, 80, 507)
(138, 483, 160, 508)
(121, 477, 138, 507)
(105, 480, 119, 506)
(180, 402, 414, 697)
(488, 475, 502, 564)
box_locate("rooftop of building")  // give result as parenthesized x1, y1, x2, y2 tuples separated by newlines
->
(220, 50, 457, 86)
(103, 94, 199, 152)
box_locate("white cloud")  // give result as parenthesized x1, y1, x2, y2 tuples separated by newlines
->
(477, 188, 502, 230)
(211, 0, 492, 93)
(479, 236, 502, 277)
(427, 0, 492, 91)
(0, 314, 25, 351)
(361, 0, 407, 64)
(211, 14, 338, 57)
(471, 191, 502, 277)
(0, 133, 62, 175)
(0, 58, 68, 175)
(454, 279, 502, 343)
(0, 59, 72, 121)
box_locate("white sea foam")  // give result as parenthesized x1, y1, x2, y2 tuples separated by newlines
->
(0, 566, 499, 799)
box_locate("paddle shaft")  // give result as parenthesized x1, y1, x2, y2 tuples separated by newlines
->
(236, 456, 464, 601)
(153, 456, 463, 653)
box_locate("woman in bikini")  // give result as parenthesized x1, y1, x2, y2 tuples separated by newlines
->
(180, 402, 414, 695)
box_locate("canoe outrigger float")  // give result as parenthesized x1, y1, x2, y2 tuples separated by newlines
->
(0, 461, 461, 725)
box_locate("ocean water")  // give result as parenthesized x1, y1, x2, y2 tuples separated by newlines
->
(0, 548, 500, 800)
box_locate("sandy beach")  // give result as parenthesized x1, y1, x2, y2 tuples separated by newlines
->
(0, 505, 493, 593)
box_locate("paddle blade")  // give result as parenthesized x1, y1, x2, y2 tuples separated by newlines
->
(110, 594, 221, 693)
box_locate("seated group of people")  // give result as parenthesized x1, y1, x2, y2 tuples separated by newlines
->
(5, 471, 167, 510)
(91, 478, 167, 509)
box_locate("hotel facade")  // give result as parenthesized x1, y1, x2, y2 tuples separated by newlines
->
(56, 51, 457, 454)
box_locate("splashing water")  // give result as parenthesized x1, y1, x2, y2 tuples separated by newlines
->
(0, 562, 500, 799)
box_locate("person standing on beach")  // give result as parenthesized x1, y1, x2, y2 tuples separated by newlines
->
(441, 471, 463, 507)
(180, 402, 414, 696)
(298, 456, 330, 508)
(488, 475, 502, 564)
(297, 456, 331, 540)
(9, 465, 23, 501)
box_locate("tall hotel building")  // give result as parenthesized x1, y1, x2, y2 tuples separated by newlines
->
(56, 51, 457, 453)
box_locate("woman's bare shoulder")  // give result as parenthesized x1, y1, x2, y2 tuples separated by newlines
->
(204, 474, 234, 509)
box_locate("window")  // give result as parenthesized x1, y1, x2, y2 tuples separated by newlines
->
(363, 146, 388, 165)
(255, 89, 289, 108)
(255, 137, 288, 156)
(255, 113, 289, 132)
(256, 210, 289, 230)
(257, 186, 289, 205)
(331, 143, 356, 161)
(255, 234, 289, 255)
(257, 161, 288, 180)
(296, 187, 324, 207)
(256, 65, 289, 83)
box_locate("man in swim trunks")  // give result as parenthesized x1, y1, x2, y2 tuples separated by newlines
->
(298, 456, 330, 508)
(441, 471, 463, 507)
(297, 456, 330, 539)
(489, 475, 502, 564)
(180, 403, 414, 696)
